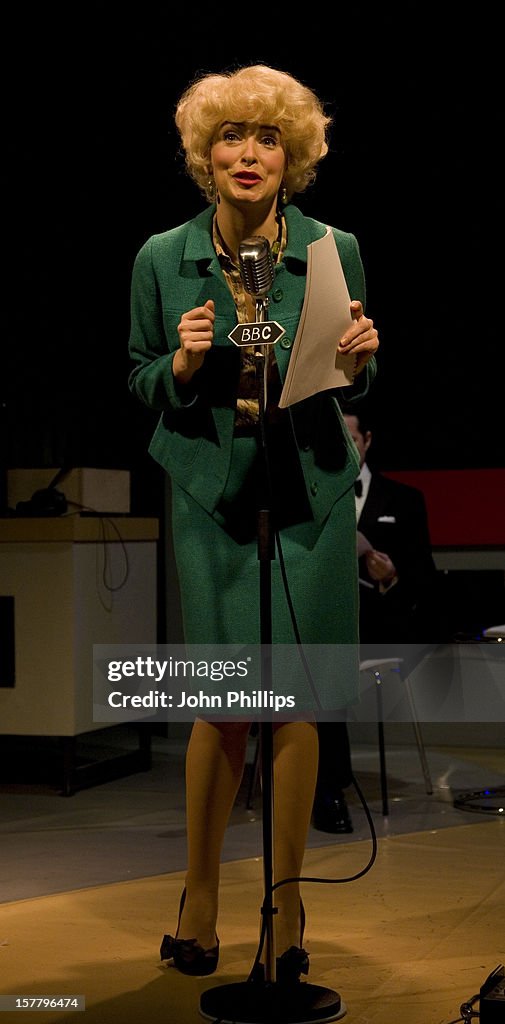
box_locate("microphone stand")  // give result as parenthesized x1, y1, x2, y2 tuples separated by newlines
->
(252, 294, 276, 989)
(200, 295, 345, 1023)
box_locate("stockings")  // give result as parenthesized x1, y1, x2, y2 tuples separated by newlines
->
(178, 718, 318, 953)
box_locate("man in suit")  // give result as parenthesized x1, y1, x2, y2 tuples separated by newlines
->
(348, 410, 437, 645)
(313, 408, 438, 833)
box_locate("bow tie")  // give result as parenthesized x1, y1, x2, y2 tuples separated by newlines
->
(354, 479, 363, 497)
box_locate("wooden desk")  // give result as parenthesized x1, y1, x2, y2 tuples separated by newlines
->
(0, 515, 158, 793)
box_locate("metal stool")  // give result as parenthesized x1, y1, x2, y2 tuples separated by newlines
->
(246, 657, 434, 816)
(359, 656, 433, 816)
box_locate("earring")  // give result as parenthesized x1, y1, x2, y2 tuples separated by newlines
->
(280, 183, 288, 205)
(207, 177, 215, 201)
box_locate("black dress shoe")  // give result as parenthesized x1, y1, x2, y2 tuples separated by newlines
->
(312, 790, 353, 834)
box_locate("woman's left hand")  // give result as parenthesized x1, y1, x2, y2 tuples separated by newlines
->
(337, 300, 379, 374)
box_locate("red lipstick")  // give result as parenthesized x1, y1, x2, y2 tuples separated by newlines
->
(233, 172, 261, 184)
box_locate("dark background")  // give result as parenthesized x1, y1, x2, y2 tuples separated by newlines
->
(3, 6, 504, 517)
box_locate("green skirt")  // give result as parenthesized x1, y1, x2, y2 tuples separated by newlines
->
(171, 428, 359, 711)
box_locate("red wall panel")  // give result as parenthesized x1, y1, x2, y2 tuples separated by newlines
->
(382, 469, 505, 547)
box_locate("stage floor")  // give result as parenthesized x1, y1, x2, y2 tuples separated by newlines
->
(1, 737, 504, 1022)
(1, 822, 504, 1023)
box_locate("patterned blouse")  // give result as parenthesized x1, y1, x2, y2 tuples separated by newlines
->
(213, 214, 287, 430)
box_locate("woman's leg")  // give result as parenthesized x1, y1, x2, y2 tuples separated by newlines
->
(178, 718, 251, 949)
(273, 720, 319, 954)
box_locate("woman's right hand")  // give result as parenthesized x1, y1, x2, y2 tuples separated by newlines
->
(173, 299, 215, 384)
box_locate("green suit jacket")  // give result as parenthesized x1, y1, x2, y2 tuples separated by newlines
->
(128, 203, 376, 524)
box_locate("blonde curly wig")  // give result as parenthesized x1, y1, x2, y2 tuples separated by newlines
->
(174, 64, 332, 202)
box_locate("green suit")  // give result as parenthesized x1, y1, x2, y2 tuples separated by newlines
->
(129, 203, 375, 524)
(128, 203, 376, 708)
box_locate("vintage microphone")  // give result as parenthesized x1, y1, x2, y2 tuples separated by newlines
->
(200, 239, 345, 1022)
(238, 236, 274, 304)
(238, 236, 275, 419)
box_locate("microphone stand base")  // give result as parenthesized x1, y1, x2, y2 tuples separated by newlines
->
(199, 980, 347, 1023)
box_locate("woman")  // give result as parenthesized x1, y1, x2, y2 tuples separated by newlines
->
(128, 64, 378, 981)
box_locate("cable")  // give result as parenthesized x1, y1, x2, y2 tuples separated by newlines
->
(444, 991, 481, 1022)
(460, 998, 480, 1021)
(98, 515, 130, 592)
(65, 499, 130, 610)
(241, 770, 378, 986)
(246, 399, 379, 939)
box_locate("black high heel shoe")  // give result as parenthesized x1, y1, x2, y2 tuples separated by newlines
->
(276, 899, 309, 985)
(252, 899, 309, 985)
(160, 889, 219, 977)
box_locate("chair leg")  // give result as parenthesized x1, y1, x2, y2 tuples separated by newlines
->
(375, 672, 389, 816)
(402, 671, 433, 796)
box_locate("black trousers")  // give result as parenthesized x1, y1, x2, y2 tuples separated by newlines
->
(316, 721, 352, 794)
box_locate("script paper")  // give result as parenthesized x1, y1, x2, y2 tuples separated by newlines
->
(278, 227, 356, 408)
